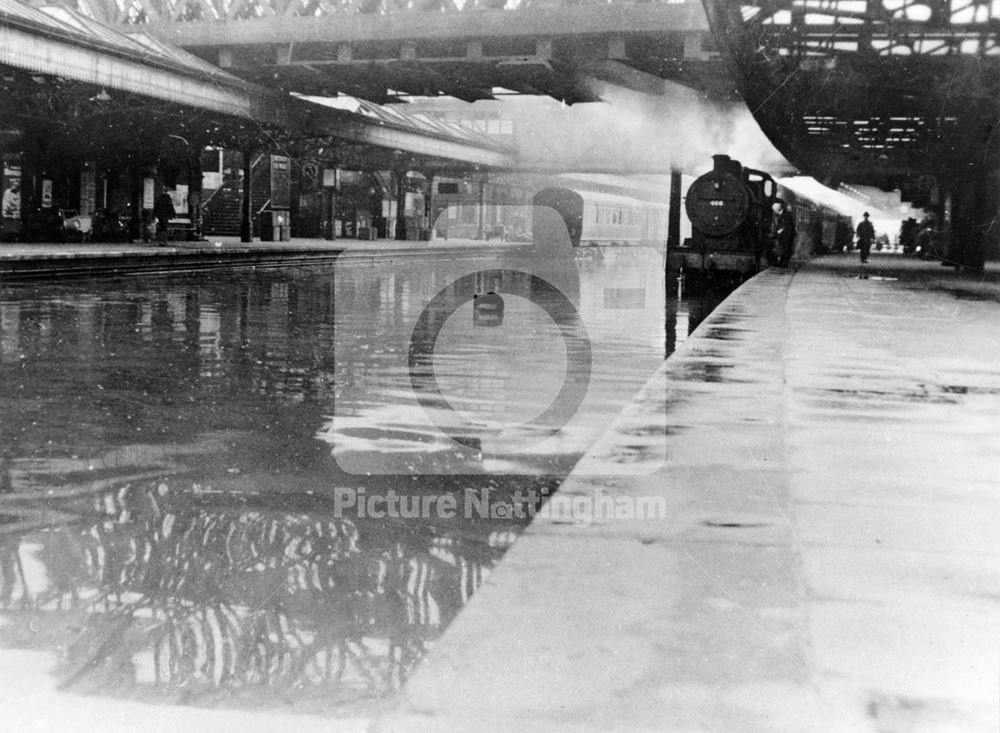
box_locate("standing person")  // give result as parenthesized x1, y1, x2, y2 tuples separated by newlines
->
(153, 191, 176, 246)
(855, 211, 875, 263)
(900, 217, 918, 255)
(1, 179, 20, 242)
(772, 201, 796, 267)
(2, 179, 21, 220)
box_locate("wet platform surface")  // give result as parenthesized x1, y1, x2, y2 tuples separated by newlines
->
(0, 236, 521, 260)
(0, 236, 524, 279)
(379, 253, 1000, 733)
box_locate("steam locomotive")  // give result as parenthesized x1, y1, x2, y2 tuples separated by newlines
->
(668, 154, 779, 285)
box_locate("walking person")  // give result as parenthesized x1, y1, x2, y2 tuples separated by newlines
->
(856, 211, 875, 263)
(153, 191, 176, 246)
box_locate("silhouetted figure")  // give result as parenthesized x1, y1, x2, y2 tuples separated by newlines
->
(153, 192, 176, 246)
(856, 212, 875, 263)
(915, 217, 939, 260)
(772, 201, 796, 267)
(900, 217, 918, 255)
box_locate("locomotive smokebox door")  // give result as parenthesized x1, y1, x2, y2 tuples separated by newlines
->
(473, 292, 504, 327)
(685, 169, 751, 237)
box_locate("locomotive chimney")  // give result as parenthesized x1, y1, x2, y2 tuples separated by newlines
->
(712, 154, 740, 176)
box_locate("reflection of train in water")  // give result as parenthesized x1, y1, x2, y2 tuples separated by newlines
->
(532, 187, 671, 247)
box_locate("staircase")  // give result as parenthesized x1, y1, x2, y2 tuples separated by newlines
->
(201, 155, 270, 237)
(201, 180, 243, 236)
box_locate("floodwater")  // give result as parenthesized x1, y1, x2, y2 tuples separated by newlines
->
(0, 246, 721, 718)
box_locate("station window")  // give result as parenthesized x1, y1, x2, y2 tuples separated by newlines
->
(438, 182, 460, 194)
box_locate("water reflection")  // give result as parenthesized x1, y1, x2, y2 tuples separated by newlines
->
(0, 481, 530, 711)
(328, 248, 670, 475)
(0, 250, 720, 716)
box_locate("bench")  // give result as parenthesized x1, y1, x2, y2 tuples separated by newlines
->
(165, 219, 196, 241)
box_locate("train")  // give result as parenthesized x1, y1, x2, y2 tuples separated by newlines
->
(426, 177, 673, 248)
(779, 182, 855, 255)
(426, 163, 858, 286)
(667, 154, 778, 285)
(661, 154, 858, 287)
(532, 187, 671, 247)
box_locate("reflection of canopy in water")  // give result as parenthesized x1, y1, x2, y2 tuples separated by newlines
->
(0, 482, 511, 702)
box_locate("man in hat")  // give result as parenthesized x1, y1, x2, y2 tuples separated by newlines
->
(855, 211, 875, 263)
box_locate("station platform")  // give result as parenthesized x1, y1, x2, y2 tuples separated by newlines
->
(376, 253, 1000, 733)
(0, 235, 522, 278)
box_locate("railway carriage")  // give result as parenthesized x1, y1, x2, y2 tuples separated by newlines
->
(778, 184, 854, 254)
(532, 187, 670, 248)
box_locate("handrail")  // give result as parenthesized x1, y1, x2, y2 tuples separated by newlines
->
(199, 179, 230, 210)
(201, 153, 268, 212)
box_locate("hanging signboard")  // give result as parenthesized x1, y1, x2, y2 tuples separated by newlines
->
(80, 169, 96, 215)
(270, 155, 291, 209)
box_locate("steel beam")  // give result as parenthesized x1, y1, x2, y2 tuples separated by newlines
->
(142, 4, 709, 46)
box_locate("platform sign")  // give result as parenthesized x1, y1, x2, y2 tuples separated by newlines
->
(270, 155, 291, 209)
(41, 179, 52, 208)
(142, 178, 154, 209)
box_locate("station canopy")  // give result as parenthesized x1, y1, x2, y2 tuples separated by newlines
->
(0, 0, 267, 117)
(0, 0, 513, 167)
